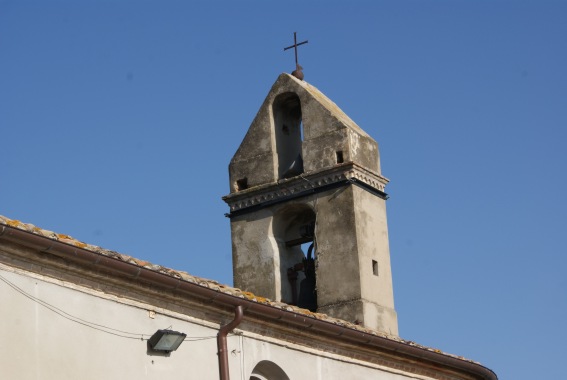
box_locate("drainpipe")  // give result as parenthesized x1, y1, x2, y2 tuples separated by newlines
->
(217, 305, 244, 380)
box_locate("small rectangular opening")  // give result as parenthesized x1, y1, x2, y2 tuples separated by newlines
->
(372, 260, 379, 276)
(236, 178, 248, 191)
(336, 151, 344, 164)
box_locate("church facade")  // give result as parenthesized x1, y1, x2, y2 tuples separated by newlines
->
(0, 74, 497, 380)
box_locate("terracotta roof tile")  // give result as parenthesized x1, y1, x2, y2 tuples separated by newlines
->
(0, 214, 476, 364)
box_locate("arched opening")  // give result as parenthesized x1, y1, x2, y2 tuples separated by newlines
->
(250, 360, 289, 380)
(272, 92, 304, 179)
(273, 204, 317, 311)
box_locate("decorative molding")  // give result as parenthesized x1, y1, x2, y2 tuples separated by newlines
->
(223, 163, 389, 216)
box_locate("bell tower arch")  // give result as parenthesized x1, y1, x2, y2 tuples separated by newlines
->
(273, 203, 317, 310)
(273, 92, 304, 179)
(224, 74, 398, 335)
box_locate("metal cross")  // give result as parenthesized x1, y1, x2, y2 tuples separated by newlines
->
(284, 32, 308, 68)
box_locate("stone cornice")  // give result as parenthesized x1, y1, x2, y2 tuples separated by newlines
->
(223, 163, 389, 216)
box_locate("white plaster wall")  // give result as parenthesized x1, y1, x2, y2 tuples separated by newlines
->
(0, 266, 220, 380)
(239, 335, 430, 380)
(1, 264, 425, 380)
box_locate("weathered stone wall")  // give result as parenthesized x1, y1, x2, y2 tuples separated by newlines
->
(229, 183, 397, 335)
(231, 208, 280, 301)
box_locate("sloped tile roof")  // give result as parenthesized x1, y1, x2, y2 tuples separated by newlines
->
(0, 214, 475, 363)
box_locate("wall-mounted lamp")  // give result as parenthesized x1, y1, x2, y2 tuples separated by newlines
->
(148, 329, 187, 353)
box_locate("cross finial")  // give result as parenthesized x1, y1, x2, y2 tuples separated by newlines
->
(284, 32, 308, 80)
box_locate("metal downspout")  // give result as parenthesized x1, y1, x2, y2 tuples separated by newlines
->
(217, 305, 244, 380)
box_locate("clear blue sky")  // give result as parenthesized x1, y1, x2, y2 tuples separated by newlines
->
(2, 1, 566, 379)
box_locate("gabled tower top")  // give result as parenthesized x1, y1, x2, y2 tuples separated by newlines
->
(227, 73, 382, 196)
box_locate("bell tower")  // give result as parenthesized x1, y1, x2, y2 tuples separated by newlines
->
(223, 73, 398, 335)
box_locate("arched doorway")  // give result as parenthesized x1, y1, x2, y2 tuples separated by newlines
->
(250, 360, 289, 380)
